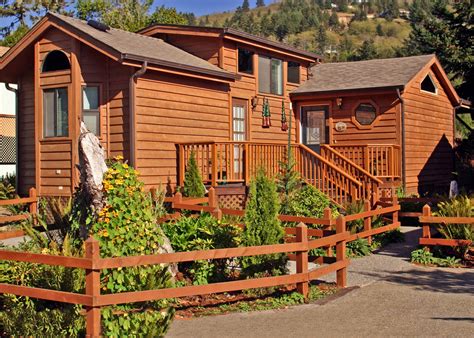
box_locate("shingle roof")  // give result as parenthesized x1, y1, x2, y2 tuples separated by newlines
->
(291, 54, 436, 95)
(48, 13, 237, 80)
(0, 46, 9, 57)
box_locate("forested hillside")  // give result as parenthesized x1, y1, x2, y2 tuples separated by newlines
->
(198, 0, 412, 62)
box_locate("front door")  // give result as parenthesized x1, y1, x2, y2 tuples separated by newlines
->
(301, 106, 329, 153)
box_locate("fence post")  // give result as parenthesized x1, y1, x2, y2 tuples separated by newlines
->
(296, 222, 309, 299)
(323, 207, 333, 257)
(392, 194, 399, 225)
(208, 187, 222, 221)
(178, 144, 185, 187)
(29, 187, 37, 225)
(85, 237, 101, 338)
(363, 199, 372, 245)
(336, 216, 347, 288)
(422, 204, 431, 240)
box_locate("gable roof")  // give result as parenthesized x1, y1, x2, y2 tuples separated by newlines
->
(0, 13, 237, 81)
(138, 24, 322, 62)
(292, 55, 437, 95)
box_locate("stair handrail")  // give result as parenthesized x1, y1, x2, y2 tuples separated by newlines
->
(320, 145, 383, 185)
(298, 144, 363, 187)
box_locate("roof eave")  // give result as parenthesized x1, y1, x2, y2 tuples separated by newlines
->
(290, 85, 405, 98)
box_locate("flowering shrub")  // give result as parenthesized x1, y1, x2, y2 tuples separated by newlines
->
(90, 156, 174, 336)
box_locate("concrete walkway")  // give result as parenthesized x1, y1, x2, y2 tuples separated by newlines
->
(167, 226, 474, 337)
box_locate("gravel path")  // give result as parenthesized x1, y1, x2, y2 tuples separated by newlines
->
(167, 226, 474, 337)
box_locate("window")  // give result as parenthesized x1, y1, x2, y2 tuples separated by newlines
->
(259, 56, 283, 96)
(238, 48, 254, 74)
(287, 61, 300, 83)
(43, 88, 68, 138)
(355, 103, 377, 126)
(421, 74, 437, 94)
(42, 50, 71, 72)
(82, 86, 100, 135)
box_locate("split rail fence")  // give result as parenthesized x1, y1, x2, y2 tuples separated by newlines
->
(418, 204, 474, 248)
(0, 187, 38, 240)
(0, 187, 400, 337)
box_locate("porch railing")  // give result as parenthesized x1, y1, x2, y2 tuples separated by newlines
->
(178, 142, 380, 206)
(329, 144, 401, 180)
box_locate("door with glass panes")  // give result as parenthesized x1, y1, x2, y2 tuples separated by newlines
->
(232, 99, 248, 180)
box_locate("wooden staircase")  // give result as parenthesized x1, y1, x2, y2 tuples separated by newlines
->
(177, 141, 400, 206)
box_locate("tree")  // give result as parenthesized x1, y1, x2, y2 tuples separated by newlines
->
(149, 5, 188, 25)
(353, 39, 378, 61)
(0, 23, 29, 47)
(256, 0, 265, 7)
(328, 11, 339, 29)
(183, 150, 206, 198)
(241, 168, 287, 278)
(404, 0, 473, 101)
(376, 23, 384, 36)
(242, 0, 250, 12)
(315, 25, 328, 54)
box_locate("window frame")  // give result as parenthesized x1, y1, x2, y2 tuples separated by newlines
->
(287, 61, 301, 84)
(81, 84, 102, 137)
(42, 87, 69, 139)
(420, 73, 438, 95)
(351, 99, 380, 130)
(41, 50, 71, 73)
(258, 55, 284, 96)
(237, 48, 255, 75)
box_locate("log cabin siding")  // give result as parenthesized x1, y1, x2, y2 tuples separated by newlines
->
(134, 72, 230, 188)
(403, 69, 455, 194)
(165, 35, 220, 66)
(17, 69, 36, 195)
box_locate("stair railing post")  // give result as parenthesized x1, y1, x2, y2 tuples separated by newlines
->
(244, 143, 250, 185)
(85, 237, 101, 338)
(211, 143, 218, 187)
(363, 199, 372, 245)
(296, 222, 309, 299)
(336, 216, 347, 288)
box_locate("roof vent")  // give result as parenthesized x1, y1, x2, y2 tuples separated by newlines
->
(87, 20, 110, 32)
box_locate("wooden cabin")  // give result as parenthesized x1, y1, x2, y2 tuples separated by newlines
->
(0, 13, 463, 206)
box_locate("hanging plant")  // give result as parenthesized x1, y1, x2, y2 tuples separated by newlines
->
(281, 100, 288, 131)
(262, 97, 271, 128)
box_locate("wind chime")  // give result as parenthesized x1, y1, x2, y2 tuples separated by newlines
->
(281, 99, 288, 131)
(262, 97, 271, 128)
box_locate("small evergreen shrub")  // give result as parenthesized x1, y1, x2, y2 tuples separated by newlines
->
(162, 213, 242, 285)
(183, 150, 206, 197)
(241, 168, 287, 278)
(346, 238, 372, 258)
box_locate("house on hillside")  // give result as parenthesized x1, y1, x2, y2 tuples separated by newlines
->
(0, 13, 465, 205)
(0, 46, 17, 179)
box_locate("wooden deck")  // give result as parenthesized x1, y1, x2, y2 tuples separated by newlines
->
(178, 142, 401, 206)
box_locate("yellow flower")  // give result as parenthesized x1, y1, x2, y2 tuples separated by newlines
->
(41, 248, 49, 254)
(104, 218, 110, 224)
(123, 163, 129, 169)
(115, 155, 124, 161)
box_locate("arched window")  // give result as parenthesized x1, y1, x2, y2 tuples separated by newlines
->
(42, 50, 70, 72)
(421, 74, 437, 94)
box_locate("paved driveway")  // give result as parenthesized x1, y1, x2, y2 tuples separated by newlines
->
(167, 227, 474, 337)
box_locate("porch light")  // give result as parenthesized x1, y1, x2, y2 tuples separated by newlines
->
(336, 97, 343, 108)
(251, 96, 259, 111)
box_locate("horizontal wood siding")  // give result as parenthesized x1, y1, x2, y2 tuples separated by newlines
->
(17, 69, 36, 195)
(166, 36, 220, 66)
(135, 72, 230, 188)
(403, 68, 454, 194)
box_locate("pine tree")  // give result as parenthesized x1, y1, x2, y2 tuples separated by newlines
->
(353, 39, 378, 61)
(376, 23, 384, 36)
(242, 0, 250, 12)
(315, 25, 328, 54)
(328, 11, 340, 29)
(256, 0, 265, 7)
(183, 150, 206, 197)
(241, 168, 287, 278)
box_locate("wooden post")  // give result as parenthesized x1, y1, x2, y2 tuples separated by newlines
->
(381, 189, 388, 199)
(363, 200, 372, 245)
(29, 187, 37, 214)
(296, 222, 309, 299)
(244, 143, 250, 185)
(364, 146, 370, 173)
(208, 187, 222, 221)
(392, 194, 399, 225)
(422, 204, 431, 240)
(323, 207, 333, 257)
(211, 143, 218, 187)
(178, 144, 185, 187)
(85, 237, 101, 338)
(336, 216, 347, 288)
(372, 181, 380, 205)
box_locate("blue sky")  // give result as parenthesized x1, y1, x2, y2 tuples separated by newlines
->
(1, 0, 251, 31)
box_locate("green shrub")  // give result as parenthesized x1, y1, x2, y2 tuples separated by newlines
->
(241, 168, 287, 278)
(345, 200, 383, 234)
(281, 184, 338, 222)
(411, 248, 461, 267)
(162, 213, 242, 285)
(183, 150, 206, 197)
(346, 238, 371, 258)
(372, 229, 405, 248)
(91, 158, 174, 337)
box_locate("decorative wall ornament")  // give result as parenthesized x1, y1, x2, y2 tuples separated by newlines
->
(262, 97, 271, 128)
(335, 121, 347, 132)
(281, 100, 288, 131)
(251, 95, 259, 111)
